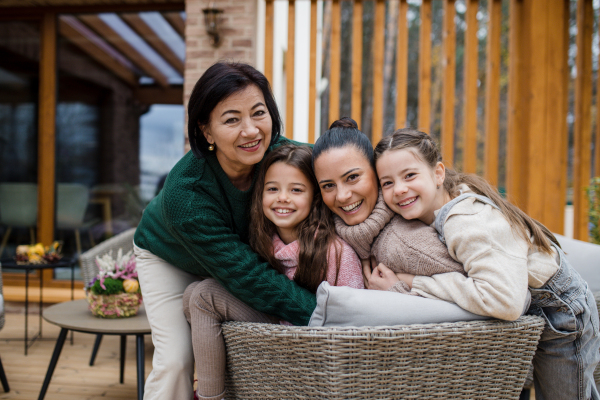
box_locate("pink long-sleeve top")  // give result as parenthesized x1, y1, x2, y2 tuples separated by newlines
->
(272, 234, 364, 290)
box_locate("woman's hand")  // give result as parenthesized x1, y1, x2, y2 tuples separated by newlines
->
(361, 258, 372, 288)
(364, 262, 400, 291)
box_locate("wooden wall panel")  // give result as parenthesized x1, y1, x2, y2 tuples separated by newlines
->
(418, 0, 432, 132)
(286, 0, 295, 139)
(308, 0, 317, 143)
(264, 0, 274, 84)
(371, 0, 385, 143)
(484, 0, 501, 185)
(329, 0, 341, 126)
(351, 0, 363, 129)
(441, 0, 456, 164)
(463, 0, 478, 174)
(573, 0, 593, 239)
(395, 0, 408, 130)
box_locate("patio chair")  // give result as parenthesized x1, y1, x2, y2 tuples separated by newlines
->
(0, 262, 10, 392)
(78, 228, 136, 371)
(221, 315, 545, 399)
(56, 183, 95, 257)
(0, 183, 37, 258)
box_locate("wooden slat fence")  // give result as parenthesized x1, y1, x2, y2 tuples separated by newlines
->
(263, 0, 599, 242)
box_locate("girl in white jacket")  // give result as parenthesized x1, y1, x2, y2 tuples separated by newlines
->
(366, 128, 600, 400)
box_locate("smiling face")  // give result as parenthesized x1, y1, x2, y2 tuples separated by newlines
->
(313, 146, 379, 226)
(376, 148, 446, 225)
(262, 162, 314, 244)
(203, 84, 272, 179)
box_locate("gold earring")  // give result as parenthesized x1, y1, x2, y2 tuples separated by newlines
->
(208, 144, 215, 151)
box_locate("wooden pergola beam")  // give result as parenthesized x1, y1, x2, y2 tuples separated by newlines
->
(78, 14, 170, 88)
(121, 13, 184, 75)
(163, 11, 185, 38)
(134, 85, 183, 105)
(59, 16, 138, 86)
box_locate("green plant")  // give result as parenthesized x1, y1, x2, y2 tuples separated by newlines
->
(90, 277, 124, 295)
(588, 176, 600, 245)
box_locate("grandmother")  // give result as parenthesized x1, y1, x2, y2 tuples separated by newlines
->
(133, 62, 316, 400)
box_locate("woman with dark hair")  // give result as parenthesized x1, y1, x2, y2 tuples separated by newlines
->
(133, 62, 316, 399)
(312, 118, 464, 293)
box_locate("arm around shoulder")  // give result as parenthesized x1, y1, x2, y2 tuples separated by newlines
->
(411, 205, 529, 321)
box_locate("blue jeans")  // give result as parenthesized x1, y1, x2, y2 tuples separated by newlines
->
(528, 245, 600, 400)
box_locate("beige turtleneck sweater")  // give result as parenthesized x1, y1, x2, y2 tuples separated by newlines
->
(334, 191, 465, 294)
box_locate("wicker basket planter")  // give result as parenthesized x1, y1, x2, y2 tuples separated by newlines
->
(86, 292, 142, 318)
(222, 315, 546, 400)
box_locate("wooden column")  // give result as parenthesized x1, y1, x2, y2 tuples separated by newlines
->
(418, 0, 432, 132)
(264, 0, 274, 83)
(308, 0, 317, 144)
(286, 0, 295, 139)
(441, 0, 456, 164)
(352, 0, 363, 129)
(463, 0, 478, 174)
(329, 0, 341, 126)
(506, 0, 569, 233)
(573, 0, 593, 240)
(38, 13, 57, 247)
(372, 0, 385, 143)
(484, 0, 502, 186)
(395, 0, 408, 129)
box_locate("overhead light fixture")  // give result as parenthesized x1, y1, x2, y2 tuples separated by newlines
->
(203, 4, 224, 48)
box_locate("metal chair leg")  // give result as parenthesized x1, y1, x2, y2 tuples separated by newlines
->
(519, 389, 531, 400)
(136, 334, 145, 400)
(38, 328, 68, 400)
(89, 334, 103, 366)
(0, 356, 9, 392)
(0, 227, 12, 258)
(119, 335, 126, 384)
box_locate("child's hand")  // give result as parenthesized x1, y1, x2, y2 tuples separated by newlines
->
(394, 272, 415, 289)
(365, 262, 400, 291)
(361, 258, 372, 287)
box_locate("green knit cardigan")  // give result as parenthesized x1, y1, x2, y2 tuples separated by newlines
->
(134, 137, 316, 325)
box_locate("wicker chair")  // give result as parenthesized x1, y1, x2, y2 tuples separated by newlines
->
(0, 262, 10, 392)
(79, 228, 136, 369)
(222, 315, 545, 399)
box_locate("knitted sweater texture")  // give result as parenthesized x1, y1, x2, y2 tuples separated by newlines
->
(272, 234, 364, 289)
(133, 137, 317, 326)
(334, 191, 465, 294)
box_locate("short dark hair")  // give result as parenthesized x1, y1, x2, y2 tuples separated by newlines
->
(187, 62, 283, 158)
(312, 117, 374, 169)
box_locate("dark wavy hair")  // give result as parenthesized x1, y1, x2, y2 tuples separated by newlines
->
(250, 145, 342, 293)
(312, 117, 374, 169)
(187, 62, 283, 158)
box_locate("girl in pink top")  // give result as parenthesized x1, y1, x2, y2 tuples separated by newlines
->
(184, 144, 362, 400)
(251, 144, 364, 293)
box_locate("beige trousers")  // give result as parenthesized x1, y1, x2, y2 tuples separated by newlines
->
(133, 244, 200, 400)
(183, 279, 279, 400)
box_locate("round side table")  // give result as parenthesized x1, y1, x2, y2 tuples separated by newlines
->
(38, 299, 151, 400)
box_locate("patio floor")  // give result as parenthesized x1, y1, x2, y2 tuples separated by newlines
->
(0, 302, 154, 400)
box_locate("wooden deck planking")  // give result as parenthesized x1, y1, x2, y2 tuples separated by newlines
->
(0, 305, 154, 400)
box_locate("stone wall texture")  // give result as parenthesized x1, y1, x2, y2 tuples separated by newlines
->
(184, 0, 258, 150)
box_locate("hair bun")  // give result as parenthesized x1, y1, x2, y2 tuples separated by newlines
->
(329, 117, 358, 130)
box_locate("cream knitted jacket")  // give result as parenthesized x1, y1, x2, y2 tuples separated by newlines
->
(411, 186, 559, 321)
(334, 191, 464, 294)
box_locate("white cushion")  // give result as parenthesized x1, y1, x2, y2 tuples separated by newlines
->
(309, 282, 491, 327)
(555, 234, 600, 292)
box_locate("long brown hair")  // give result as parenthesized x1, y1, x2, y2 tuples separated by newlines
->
(374, 128, 559, 254)
(250, 145, 342, 293)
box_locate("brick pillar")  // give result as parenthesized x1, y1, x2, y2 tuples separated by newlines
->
(184, 0, 259, 151)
